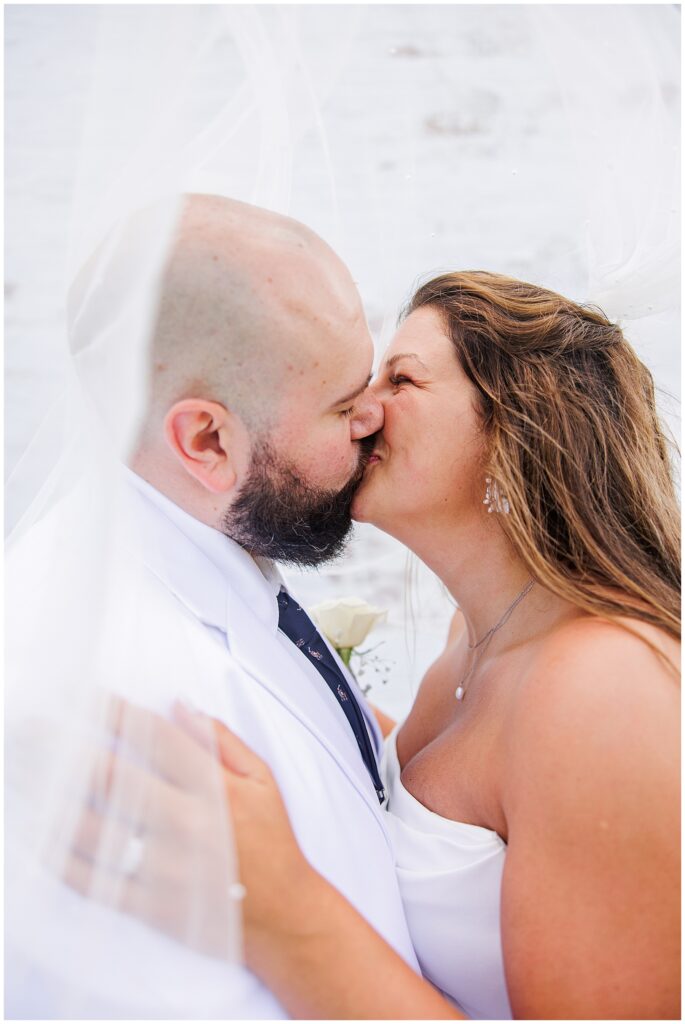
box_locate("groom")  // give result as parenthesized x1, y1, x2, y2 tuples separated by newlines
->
(43, 195, 418, 1017)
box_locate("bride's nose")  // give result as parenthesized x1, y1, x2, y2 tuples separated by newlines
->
(350, 388, 384, 440)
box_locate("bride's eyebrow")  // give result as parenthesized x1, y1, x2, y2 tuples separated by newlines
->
(384, 353, 430, 373)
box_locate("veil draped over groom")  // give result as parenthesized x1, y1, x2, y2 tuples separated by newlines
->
(5, 5, 679, 1018)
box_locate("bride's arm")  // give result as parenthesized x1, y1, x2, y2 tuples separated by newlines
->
(250, 850, 461, 1020)
(499, 621, 680, 1019)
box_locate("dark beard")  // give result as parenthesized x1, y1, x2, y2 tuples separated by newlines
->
(222, 436, 375, 567)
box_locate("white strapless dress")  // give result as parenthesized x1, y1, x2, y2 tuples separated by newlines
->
(381, 727, 512, 1020)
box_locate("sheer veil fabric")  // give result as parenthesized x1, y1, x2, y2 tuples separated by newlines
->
(532, 5, 680, 323)
(5, 5, 679, 1018)
(5, 7, 321, 1016)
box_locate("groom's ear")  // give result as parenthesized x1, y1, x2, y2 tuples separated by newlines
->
(163, 399, 249, 495)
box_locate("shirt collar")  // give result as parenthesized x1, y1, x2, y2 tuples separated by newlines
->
(123, 468, 283, 634)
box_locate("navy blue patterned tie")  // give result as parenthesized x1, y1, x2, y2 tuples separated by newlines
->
(277, 587, 386, 803)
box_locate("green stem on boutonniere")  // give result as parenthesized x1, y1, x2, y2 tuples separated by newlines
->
(338, 647, 353, 667)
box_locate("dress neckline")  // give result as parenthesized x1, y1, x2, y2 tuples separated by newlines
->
(384, 725, 506, 845)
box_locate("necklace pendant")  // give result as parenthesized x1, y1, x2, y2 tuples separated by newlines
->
(455, 685, 465, 701)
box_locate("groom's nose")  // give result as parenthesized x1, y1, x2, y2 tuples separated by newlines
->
(350, 388, 384, 440)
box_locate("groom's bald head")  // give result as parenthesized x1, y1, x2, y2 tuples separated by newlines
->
(146, 194, 358, 433)
(68, 192, 382, 541)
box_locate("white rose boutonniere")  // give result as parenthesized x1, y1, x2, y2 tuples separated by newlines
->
(309, 596, 387, 667)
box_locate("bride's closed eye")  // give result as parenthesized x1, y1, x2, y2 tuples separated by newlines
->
(389, 373, 413, 387)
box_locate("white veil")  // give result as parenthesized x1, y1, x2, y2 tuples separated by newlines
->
(531, 5, 680, 323)
(5, 5, 361, 1017)
(5, 4, 679, 1018)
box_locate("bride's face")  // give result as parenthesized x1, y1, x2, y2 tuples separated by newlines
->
(351, 306, 486, 539)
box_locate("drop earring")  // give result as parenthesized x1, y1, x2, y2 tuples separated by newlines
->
(483, 476, 510, 515)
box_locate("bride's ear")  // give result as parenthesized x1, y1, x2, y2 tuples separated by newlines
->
(163, 399, 249, 495)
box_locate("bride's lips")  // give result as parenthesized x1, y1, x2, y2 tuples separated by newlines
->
(366, 451, 382, 465)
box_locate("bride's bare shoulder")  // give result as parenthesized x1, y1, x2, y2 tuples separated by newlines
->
(511, 614, 679, 742)
(500, 614, 680, 826)
(535, 613, 678, 680)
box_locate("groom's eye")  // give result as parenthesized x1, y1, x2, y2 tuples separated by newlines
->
(339, 406, 355, 418)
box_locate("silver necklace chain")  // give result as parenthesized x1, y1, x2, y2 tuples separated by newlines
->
(455, 577, 535, 701)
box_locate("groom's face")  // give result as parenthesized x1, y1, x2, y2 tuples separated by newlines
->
(223, 297, 383, 566)
(222, 433, 375, 567)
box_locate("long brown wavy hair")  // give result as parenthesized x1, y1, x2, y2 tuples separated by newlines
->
(406, 271, 680, 648)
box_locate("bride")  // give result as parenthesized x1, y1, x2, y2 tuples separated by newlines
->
(64, 271, 680, 1019)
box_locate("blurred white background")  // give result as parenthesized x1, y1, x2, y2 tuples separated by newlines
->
(5, 4, 680, 719)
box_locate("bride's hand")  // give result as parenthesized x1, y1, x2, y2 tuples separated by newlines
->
(172, 702, 320, 960)
(60, 699, 317, 965)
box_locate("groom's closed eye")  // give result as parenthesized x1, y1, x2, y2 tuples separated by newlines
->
(330, 373, 373, 412)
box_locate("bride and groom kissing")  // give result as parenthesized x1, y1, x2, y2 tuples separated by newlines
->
(16, 193, 680, 1019)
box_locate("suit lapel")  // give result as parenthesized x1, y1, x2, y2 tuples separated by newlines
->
(224, 582, 386, 823)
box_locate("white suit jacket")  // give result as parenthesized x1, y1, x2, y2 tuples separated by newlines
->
(5, 474, 418, 1019)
